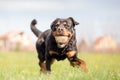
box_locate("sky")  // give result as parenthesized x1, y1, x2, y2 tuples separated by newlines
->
(0, 0, 120, 43)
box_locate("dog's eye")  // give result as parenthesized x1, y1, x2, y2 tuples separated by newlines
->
(56, 21, 60, 26)
(63, 22, 67, 26)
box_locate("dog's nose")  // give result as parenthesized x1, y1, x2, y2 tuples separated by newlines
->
(57, 27, 64, 32)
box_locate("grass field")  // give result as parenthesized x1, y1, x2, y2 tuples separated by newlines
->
(0, 51, 120, 80)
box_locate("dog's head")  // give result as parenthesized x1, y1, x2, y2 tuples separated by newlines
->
(51, 17, 79, 48)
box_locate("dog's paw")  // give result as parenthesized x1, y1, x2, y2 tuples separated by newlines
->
(31, 19, 37, 25)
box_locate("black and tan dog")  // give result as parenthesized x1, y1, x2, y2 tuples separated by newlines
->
(30, 17, 87, 73)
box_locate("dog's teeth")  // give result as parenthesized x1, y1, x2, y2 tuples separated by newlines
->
(57, 44, 66, 48)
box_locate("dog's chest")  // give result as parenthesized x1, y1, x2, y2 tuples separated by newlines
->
(49, 50, 64, 55)
(49, 50, 67, 61)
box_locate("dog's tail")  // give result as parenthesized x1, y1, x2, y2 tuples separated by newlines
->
(30, 19, 42, 37)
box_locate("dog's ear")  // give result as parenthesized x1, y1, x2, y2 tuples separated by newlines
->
(51, 18, 60, 30)
(68, 17, 79, 26)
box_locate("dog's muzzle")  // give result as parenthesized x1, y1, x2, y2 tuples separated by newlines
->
(55, 36, 69, 48)
(53, 27, 72, 48)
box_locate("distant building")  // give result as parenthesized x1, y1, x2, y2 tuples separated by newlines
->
(78, 35, 119, 53)
(0, 31, 35, 51)
(93, 35, 117, 52)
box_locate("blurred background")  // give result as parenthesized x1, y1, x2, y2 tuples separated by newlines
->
(0, 0, 120, 53)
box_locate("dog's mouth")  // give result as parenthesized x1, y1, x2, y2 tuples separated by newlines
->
(54, 35, 70, 48)
(53, 29, 73, 48)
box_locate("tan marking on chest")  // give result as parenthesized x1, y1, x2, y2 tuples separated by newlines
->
(49, 51, 58, 55)
(66, 51, 76, 57)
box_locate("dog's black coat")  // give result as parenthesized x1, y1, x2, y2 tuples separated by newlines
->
(30, 17, 87, 73)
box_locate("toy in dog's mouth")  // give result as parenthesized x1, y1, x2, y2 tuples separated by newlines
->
(54, 35, 69, 48)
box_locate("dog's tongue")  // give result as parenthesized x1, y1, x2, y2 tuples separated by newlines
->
(55, 36, 68, 48)
(55, 36, 68, 44)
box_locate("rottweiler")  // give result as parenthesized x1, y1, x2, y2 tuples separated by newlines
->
(30, 17, 87, 73)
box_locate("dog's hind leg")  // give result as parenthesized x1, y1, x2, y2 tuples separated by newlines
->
(37, 50, 46, 73)
(36, 40, 46, 73)
(39, 60, 46, 73)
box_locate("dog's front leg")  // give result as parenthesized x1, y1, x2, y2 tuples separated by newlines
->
(66, 51, 88, 72)
(68, 56, 88, 72)
(46, 55, 52, 73)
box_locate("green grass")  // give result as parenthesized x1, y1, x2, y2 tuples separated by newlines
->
(0, 51, 120, 80)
